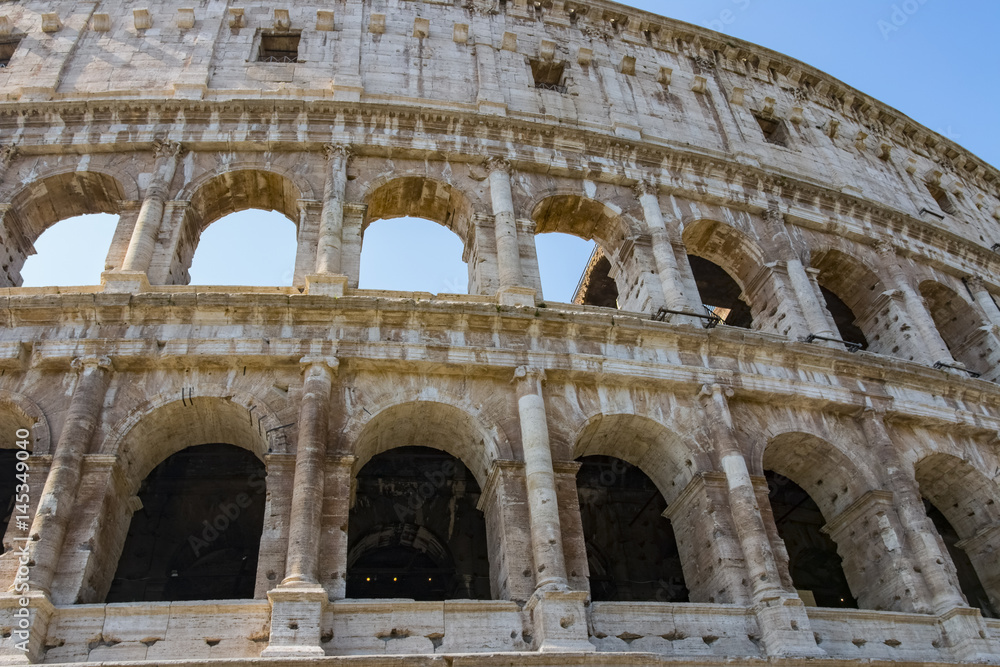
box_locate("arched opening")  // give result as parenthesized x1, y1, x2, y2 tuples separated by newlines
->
(362, 177, 475, 295)
(346, 446, 490, 600)
(819, 285, 868, 349)
(19, 214, 118, 287)
(914, 453, 1000, 618)
(534, 232, 601, 305)
(3, 171, 128, 287)
(812, 249, 904, 357)
(762, 433, 877, 609)
(188, 210, 297, 286)
(575, 455, 687, 602)
(682, 220, 765, 330)
(532, 195, 654, 312)
(764, 471, 856, 608)
(106, 443, 266, 603)
(687, 255, 752, 327)
(919, 281, 991, 376)
(359, 217, 468, 294)
(923, 500, 997, 617)
(173, 170, 302, 285)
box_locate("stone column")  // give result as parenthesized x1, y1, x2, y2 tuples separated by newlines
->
(264, 356, 337, 658)
(120, 140, 182, 274)
(858, 409, 967, 613)
(513, 366, 566, 591)
(635, 181, 701, 317)
(282, 357, 337, 587)
(873, 242, 954, 365)
(307, 145, 352, 297)
(699, 383, 824, 658)
(27, 356, 111, 596)
(966, 275, 1000, 329)
(763, 209, 839, 343)
(316, 145, 351, 275)
(489, 158, 533, 306)
(513, 366, 591, 652)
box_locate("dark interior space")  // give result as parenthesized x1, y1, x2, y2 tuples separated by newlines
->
(820, 285, 868, 349)
(688, 255, 753, 328)
(578, 255, 619, 308)
(924, 499, 997, 618)
(0, 449, 18, 545)
(765, 470, 857, 608)
(106, 443, 266, 603)
(346, 446, 491, 600)
(576, 455, 688, 602)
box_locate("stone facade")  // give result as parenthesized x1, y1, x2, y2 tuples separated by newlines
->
(0, 0, 996, 665)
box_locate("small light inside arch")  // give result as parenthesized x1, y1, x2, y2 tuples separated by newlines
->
(366, 577, 371, 582)
(393, 577, 398, 582)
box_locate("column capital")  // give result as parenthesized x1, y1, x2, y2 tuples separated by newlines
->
(513, 365, 545, 383)
(152, 139, 183, 160)
(872, 240, 897, 258)
(486, 155, 513, 174)
(965, 274, 987, 291)
(70, 355, 113, 372)
(632, 179, 658, 198)
(300, 356, 339, 374)
(0, 143, 18, 167)
(698, 382, 734, 401)
(323, 143, 353, 161)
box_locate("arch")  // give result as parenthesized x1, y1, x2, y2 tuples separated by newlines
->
(84, 393, 276, 604)
(575, 455, 688, 602)
(914, 453, 1000, 545)
(531, 194, 632, 252)
(762, 433, 866, 609)
(681, 218, 765, 291)
(104, 392, 275, 488)
(1, 171, 127, 286)
(919, 280, 992, 375)
(572, 413, 710, 506)
(106, 443, 266, 603)
(762, 431, 876, 520)
(914, 453, 1000, 616)
(346, 447, 490, 600)
(811, 248, 897, 356)
(0, 390, 50, 455)
(172, 169, 304, 284)
(682, 219, 766, 329)
(363, 176, 475, 244)
(348, 400, 508, 489)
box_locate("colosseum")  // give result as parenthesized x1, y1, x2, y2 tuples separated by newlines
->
(0, 0, 996, 665)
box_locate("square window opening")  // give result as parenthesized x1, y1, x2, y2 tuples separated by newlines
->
(257, 31, 300, 63)
(926, 183, 957, 215)
(754, 114, 789, 147)
(0, 38, 22, 68)
(530, 59, 566, 93)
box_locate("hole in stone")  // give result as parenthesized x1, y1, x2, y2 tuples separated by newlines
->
(205, 638, 221, 647)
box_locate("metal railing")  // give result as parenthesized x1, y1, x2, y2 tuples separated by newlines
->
(652, 307, 722, 329)
(933, 361, 981, 378)
(258, 55, 297, 63)
(802, 333, 863, 352)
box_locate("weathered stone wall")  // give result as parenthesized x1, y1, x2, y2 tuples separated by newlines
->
(0, 0, 996, 665)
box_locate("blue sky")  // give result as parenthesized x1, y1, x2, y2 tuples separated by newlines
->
(21, 0, 999, 300)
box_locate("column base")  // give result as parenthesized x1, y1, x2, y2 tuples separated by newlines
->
(0, 591, 54, 664)
(525, 589, 594, 653)
(497, 286, 536, 307)
(260, 584, 328, 657)
(938, 605, 1000, 664)
(101, 270, 150, 294)
(305, 273, 350, 297)
(753, 594, 826, 658)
